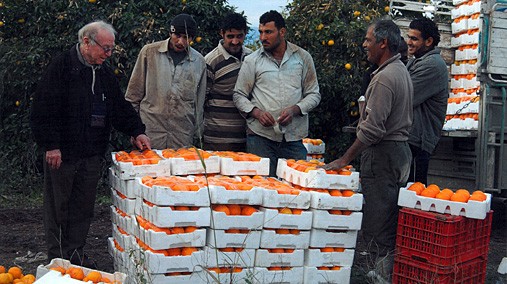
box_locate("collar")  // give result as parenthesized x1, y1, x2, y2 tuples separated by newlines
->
(76, 44, 101, 69)
(260, 41, 297, 62)
(372, 53, 401, 76)
(217, 40, 247, 61)
(159, 39, 195, 62)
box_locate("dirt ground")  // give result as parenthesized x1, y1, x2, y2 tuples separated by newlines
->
(0, 201, 505, 283)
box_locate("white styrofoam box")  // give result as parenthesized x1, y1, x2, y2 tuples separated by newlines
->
(254, 249, 305, 267)
(309, 229, 358, 248)
(200, 247, 256, 267)
(309, 191, 363, 211)
(261, 207, 313, 230)
(463, 32, 480, 45)
(451, 18, 468, 34)
(262, 188, 311, 209)
(453, 0, 468, 6)
(209, 185, 264, 205)
(36, 257, 127, 284)
(111, 152, 171, 179)
(253, 267, 304, 284)
(450, 77, 464, 89)
(199, 268, 254, 284)
(107, 237, 133, 274)
(468, 17, 481, 30)
(135, 220, 207, 250)
(398, 183, 492, 219)
(304, 249, 355, 267)
(210, 210, 264, 230)
(455, 47, 479, 61)
(131, 241, 204, 274)
(143, 271, 207, 284)
(109, 168, 137, 198)
(451, 5, 465, 19)
(111, 189, 136, 216)
(450, 63, 467, 75)
(464, 76, 480, 89)
(303, 142, 326, 154)
(260, 229, 310, 249)
(138, 202, 211, 228)
(110, 205, 136, 236)
(112, 224, 135, 251)
(170, 155, 220, 175)
(311, 210, 363, 230)
(206, 229, 262, 249)
(276, 159, 359, 189)
(306, 156, 325, 163)
(219, 157, 270, 176)
(468, 1, 481, 15)
(303, 266, 352, 284)
(137, 178, 210, 207)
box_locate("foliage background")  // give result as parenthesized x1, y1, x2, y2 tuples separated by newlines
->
(0, 0, 388, 203)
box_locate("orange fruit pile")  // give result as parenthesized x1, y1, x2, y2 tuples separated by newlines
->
(218, 247, 245, 252)
(207, 267, 243, 274)
(267, 248, 295, 253)
(267, 266, 293, 271)
(193, 176, 253, 190)
(115, 149, 162, 165)
(212, 204, 258, 216)
(136, 238, 198, 256)
(48, 266, 112, 283)
(141, 176, 201, 191)
(407, 183, 487, 203)
(293, 185, 356, 197)
(0, 265, 36, 284)
(303, 138, 324, 145)
(317, 266, 342, 270)
(287, 159, 353, 175)
(264, 228, 301, 235)
(212, 151, 262, 161)
(307, 154, 324, 159)
(318, 247, 345, 252)
(161, 148, 213, 160)
(239, 176, 300, 195)
(136, 215, 198, 235)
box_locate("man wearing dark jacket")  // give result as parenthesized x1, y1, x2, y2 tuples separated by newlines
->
(406, 18, 449, 185)
(31, 20, 150, 267)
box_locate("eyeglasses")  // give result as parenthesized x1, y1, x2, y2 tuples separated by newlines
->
(91, 38, 115, 53)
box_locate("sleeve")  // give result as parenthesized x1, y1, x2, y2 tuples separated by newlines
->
(409, 56, 449, 107)
(194, 61, 207, 139)
(296, 52, 321, 115)
(124, 47, 148, 112)
(233, 56, 256, 116)
(30, 56, 65, 151)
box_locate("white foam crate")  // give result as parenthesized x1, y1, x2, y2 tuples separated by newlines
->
(133, 217, 206, 250)
(309, 191, 363, 211)
(451, 5, 466, 19)
(451, 19, 468, 34)
(306, 156, 325, 163)
(253, 267, 304, 284)
(261, 207, 313, 230)
(453, 0, 468, 5)
(200, 247, 256, 267)
(303, 266, 352, 284)
(209, 185, 264, 205)
(111, 152, 171, 179)
(304, 142, 326, 154)
(111, 189, 136, 216)
(137, 202, 211, 228)
(276, 159, 359, 189)
(397, 183, 492, 219)
(200, 268, 254, 284)
(260, 229, 310, 249)
(443, 118, 479, 131)
(170, 155, 220, 175)
(309, 229, 358, 248)
(262, 188, 311, 209)
(304, 249, 355, 267)
(219, 157, 270, 176)
(107, 237, 133, 274)
(210, 210, 264, 230)
(450, 77, 480, 90)
(206, 229, 262, 249)
(36, 257, 127, 284)
(112, 224, 135, 251)
(468, 1, 481, 15)
(311, 210, 363, 230)
(131, 241, 204, 274)
(446, 102, 479, 115)
(109, 168, 137, 198)
(451, 62, 479, 75)
(254, 249, 305, 267)
(455, 48, 479, 61)
(110, 205, 136, 236)
(468, 17, 481, 30)
(137, 178, 210, 207)
(142, 271, 207, 284)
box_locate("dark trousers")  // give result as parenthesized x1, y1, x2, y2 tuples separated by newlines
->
(247, 134, 307, 177)
(202, 142, 246, 153)
(43, 155, 102, 261)
(360, 141, 411, 258)
(408, 144, 431, 185)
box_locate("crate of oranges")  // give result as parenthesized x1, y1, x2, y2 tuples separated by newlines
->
(107, 237, 131, 274)
(253, 266, 305, 283)
(137, 200, 211, 228)
(194, 176, 264, 205)
(112, 150, 170, 179)
(310, 209, 363, 230)
(214, 151, 270, 176)
(260, 228, 311, 249)
(112, 224, 135, 252)
(261, 207, 313, 230)
(210, 204, 264, 230)
(108, 168, 137, 199)
(137, 176, 210, 207)
(304, 248, 355, 267)
(303, 138, 326, 154)
(303, 266, 352, 284)
(254, 249, 304, 267)
(276, 159, 359, 190)
(111, 189, 136, 215)
(397, 182, 491, 219)
(309, 229, 358, 249)
(161, 148, 220, 175)
(200, 247, 256, 268)
(36, 258, 127, 284)
(308, 188, 363, 211)
(206, 229, 262, 249)
(110, 206, 135, 236)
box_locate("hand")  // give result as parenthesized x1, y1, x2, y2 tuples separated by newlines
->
(46, 149, 62, 170)
(251, 107, 276, 127)
(133, 134, 151, 150)
(320, 157, 347, 171)
(278, 105, 301, 126)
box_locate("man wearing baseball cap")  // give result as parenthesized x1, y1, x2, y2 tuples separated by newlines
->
(126, 13, 206, 149)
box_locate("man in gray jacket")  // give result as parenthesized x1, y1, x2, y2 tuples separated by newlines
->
(406, 18, 449, 185)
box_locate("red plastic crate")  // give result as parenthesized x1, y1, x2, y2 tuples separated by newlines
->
(396, 208, 492, 266)
(392, 255, 486, 284)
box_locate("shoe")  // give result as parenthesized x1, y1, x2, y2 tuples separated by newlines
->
(69, 253, 98, 269)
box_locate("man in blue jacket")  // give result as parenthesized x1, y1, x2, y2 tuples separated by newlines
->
(406, 18, 449, 185)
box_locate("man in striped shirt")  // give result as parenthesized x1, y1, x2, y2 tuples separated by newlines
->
(203, 13, 252, 152)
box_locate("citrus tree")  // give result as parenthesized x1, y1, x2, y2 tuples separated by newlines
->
(0, 0, 234, 196)
(285, 0, 389, 160)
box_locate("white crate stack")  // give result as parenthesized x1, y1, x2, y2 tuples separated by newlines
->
(445, 0, 482, 131)
(303, 138, 326, 162)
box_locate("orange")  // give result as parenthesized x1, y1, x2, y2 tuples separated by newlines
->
(279, 208, 292, 214)
(290, 229, 300, 235)
(0, 273, 13, 284)
(420, 188, 439, 198)
(171, 227, 185, 234)
(208, 267, 220, 273)
(292, 209, 303, 215)
(8, 267, 22, 279)
(342, 210, 352, 215)
(167, 248, 182, 256)
(320, 247, 334, 252)
(66, 267, 85, 281)
(85, 271, 102, 283)
(225, 229, 240, 234)
(435, 191, 452, 200)
(213, 204, 230, 215)
(329, 210, 342, 215)
(269, 248, 285, 253)
(228, 204, 242, 215)
(219, 248, 235, 252)
(234, 248, 244, 252)
(276, 229, 290, 234)
(232, 267, 243, 273)
(13, 279, 24, 284)
(334, 247, 345, 252)
(341, 190, 354, 197)
(174, 206, 190, 211)
(268, 267, 282, 271)
(241, 206, 257, 216)
(102, 277, 112, 283)
(408, 182, 425, 195)
(181, 247, 198, 256)
(184, 226, 198, 233)
(331, 266, 341, 270)
(329, 190, 342, 196)
(469, 190, 487, 201)
(450, 192, 469, 203)
(318, 266, 330, 270)
(440, 188, 454, 197)
(456, 189, 471, 199)
(0, 267, 4, 274)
